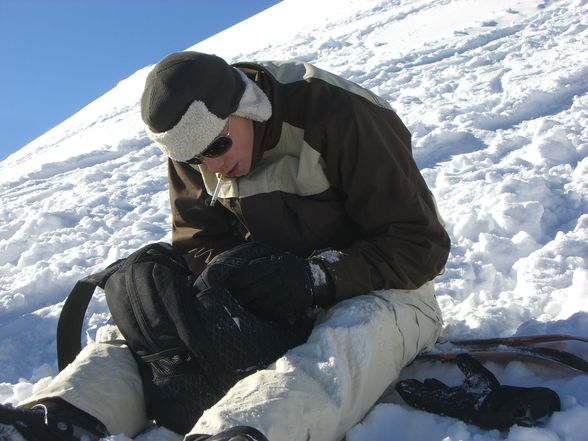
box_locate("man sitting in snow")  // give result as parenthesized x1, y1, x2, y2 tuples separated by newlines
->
(0, 52, 450, 441)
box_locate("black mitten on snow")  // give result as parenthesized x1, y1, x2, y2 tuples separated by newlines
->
(226, 253, 335, 320)
(395, 354, 561, 430)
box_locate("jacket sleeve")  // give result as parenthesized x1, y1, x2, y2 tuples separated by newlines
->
(167, 159, 243, 274)
(312, 95, 450, 300)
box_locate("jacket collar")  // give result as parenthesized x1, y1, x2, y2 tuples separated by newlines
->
(234, 63, 283, 173)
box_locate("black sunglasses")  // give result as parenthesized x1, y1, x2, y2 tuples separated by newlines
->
(186, 117, 232, 165)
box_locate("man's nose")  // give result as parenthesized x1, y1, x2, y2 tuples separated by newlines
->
(201, 156, 224, 173)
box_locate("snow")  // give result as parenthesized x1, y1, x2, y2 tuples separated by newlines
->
(0, 0, 587, 439)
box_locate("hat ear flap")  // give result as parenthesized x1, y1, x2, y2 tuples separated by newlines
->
(233, 70, 272, 122)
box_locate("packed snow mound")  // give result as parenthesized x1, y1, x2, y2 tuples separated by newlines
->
(0, 0, 587, 440)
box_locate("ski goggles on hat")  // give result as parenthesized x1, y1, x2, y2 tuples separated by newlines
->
(187, 116, 232, 165)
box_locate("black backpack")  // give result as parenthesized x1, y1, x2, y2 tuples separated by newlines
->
(56, 242, 308, 434)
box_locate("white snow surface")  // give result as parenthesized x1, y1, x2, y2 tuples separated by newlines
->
(1, 0, 587, 439)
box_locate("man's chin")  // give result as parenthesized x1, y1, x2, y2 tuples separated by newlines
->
(229, 163, 251, 178)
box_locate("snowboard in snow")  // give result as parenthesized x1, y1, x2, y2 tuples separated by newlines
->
(417, 334, 588, 374)
(444, 334, 588, 347)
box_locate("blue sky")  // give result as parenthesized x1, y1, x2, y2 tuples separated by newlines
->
(0, 0, 281, 161)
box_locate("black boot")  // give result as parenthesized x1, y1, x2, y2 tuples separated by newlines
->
(185, 425, 269, 441)
(0, 398, 109, 441)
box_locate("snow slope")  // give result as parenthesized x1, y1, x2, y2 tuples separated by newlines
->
(1, 0, 587, 439)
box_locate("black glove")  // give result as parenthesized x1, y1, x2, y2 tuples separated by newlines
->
(195, 242, 274, 291)
(395, 354, 560, 430)
(226, 253, 335, 320)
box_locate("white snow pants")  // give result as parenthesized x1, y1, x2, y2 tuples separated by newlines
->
(23, 282, 443, 441)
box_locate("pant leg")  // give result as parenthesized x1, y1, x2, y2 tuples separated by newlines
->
(20, 326, 148, 437)
(187, 282, 443, 441)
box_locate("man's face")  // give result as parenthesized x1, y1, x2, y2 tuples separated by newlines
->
(199, 116, 254, 178)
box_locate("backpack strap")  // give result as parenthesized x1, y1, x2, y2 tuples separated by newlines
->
(56, 260, 125, 371)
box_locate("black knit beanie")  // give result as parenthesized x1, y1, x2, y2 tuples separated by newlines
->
(141, 51, 271, 161)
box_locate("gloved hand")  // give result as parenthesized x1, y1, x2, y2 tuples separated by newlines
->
(226, 253, 335, 320)
(395, 353, 560, 430)
(195, 242, 273, 291)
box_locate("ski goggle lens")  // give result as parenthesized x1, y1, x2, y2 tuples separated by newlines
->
(187, 137, 233, 165)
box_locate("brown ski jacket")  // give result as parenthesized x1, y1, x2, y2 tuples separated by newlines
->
(167, 60, 450, 301)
